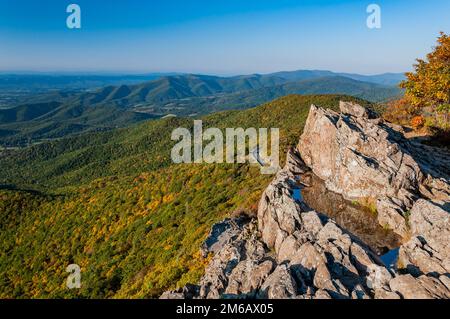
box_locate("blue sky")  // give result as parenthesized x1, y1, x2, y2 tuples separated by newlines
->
(0, 0, 449, 75)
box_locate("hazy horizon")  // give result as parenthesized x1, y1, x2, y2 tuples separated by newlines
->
(0, 68, 408, 77)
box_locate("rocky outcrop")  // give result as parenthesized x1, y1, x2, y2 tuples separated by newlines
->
(162, 149, 449, 299)
(257, 150, 389, 299)
(298, 101, 450, 237)
(161, 219, 277, 299)
(398, 199, 450, 277)
(161, 101, 450, 300)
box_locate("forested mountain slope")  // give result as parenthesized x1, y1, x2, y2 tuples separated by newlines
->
(0, 73, 396, 146)
(0, 95, 372, 298)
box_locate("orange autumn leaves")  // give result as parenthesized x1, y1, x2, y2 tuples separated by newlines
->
(388, 32, 450, 131)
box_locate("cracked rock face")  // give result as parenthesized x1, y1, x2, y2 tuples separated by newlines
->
(298, 101, 450, 237)
(161, 102, 450, 300)
(398, 199, 450, 277)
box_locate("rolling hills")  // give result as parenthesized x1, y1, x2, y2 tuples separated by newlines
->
(0, 95, 372, 298)
(0, 72, 400, 146)
(0, 94, 373, 191)
(39, 73, 400, 110)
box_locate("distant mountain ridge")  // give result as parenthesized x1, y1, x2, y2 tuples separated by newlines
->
(0, 69, 405, 92)
(0, 70, 404, 146)
(269, 70, 405, 86)
(55, 73, 401, 110)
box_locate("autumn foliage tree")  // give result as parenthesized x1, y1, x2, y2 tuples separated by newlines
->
(400, 32, 450, 129)
(383, 95, 418, 126)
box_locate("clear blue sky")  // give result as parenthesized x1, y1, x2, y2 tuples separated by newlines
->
(0, 0, 449, 75)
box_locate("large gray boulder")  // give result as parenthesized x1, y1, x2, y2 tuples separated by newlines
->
(298, 101, 450, 237)
(398, 199, 450, 276)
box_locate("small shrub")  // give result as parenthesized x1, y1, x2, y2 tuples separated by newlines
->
(411, 115, 425, 130)
(383, 97, 419, 126)
(403, 210, 411, 229)
(357, 197, 378, 216)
